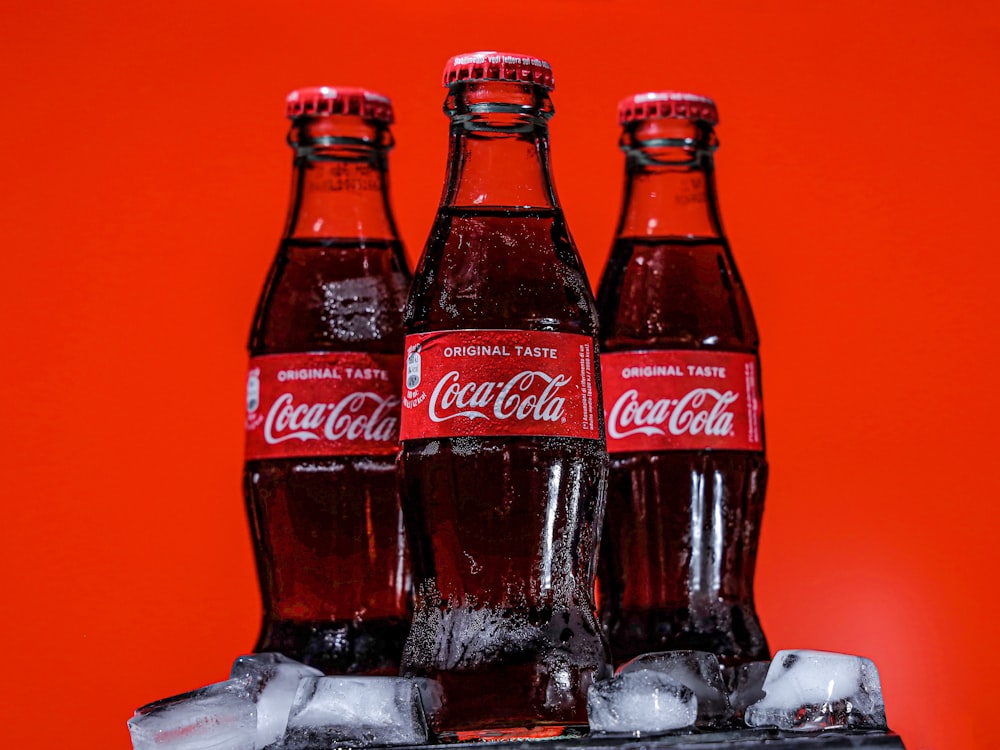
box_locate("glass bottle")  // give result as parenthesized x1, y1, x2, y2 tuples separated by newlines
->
(399, 52, 610, 739)
(597, 92, 769, 666)
(244, 86, 412, 674)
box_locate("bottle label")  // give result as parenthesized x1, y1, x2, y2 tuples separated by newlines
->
(245, 352, 403, 459)
(400, 330, 601, 441)
(601, 350, 763, 453)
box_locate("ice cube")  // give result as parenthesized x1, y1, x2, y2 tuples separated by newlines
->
(128, 679, 256, 750)
(722, 660, 770, 722)
(745, 649, 887, 731)
(617, 651, 732, 727)
(412, 677, 443, 723)
(230, 652, 322, 749)
(587, 669, 698, 736)
(281, 676, 428, 748)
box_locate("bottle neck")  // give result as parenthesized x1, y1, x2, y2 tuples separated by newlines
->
(284, 116, 400, 240)
(440, 82, 559, 210)
(616, 119, 724, 239)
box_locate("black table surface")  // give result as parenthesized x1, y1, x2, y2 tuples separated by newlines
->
(394, 730, 905, 750)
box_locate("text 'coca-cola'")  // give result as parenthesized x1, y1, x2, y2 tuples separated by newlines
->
(601, 350, 763, 453)
(400, 330, 602, 441)
(245, 352, 404, 459)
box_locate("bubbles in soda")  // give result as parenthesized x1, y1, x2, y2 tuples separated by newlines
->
(246, 237, 412, 674)
(400, 207, 610, 737)
(598, 237, 768, 666)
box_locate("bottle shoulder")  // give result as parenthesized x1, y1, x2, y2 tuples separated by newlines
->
(405, 208, 599, 336)
(249, 237, 411, 355)
(597, 236, 759, 353)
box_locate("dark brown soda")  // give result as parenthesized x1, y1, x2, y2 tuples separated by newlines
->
(246, 236, 411, 674)
(597, 235, 768, 666)
(401, 207, 610, 736)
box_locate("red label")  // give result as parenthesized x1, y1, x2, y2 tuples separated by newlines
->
(400, 330, 601, 441)
(245, 352, 403, 460)
(601, 350, 763, 453)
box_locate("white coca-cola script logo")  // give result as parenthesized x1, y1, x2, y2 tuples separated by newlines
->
(264, 392, 399, 444)
(608, 388, 739, 440)
(428, 370, 571, 423)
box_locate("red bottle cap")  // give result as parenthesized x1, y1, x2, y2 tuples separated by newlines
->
(442, 51, 555, 90)
(618, 92, 719, 126)
(285, 87, 394, 123)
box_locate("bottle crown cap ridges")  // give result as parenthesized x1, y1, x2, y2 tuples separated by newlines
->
(443, 51, 555, 90)
(285, 86, 394, 123)
(618, 91, 718, 125)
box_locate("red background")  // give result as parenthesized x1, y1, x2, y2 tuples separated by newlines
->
(1, 2, 997, 749)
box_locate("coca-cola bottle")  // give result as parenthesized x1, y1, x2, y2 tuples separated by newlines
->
(597, 92, 769, 665)
(243, 87, 411, 674)
(399, 52, 611, 738)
